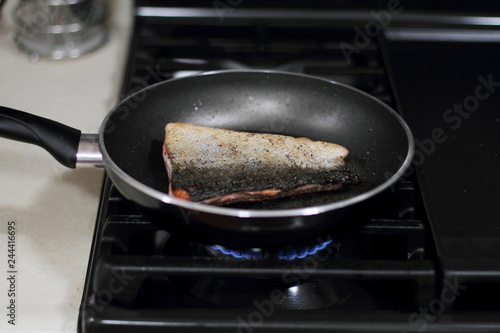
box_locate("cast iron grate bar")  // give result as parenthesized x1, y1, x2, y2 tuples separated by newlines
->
(122, 17, 393, 106)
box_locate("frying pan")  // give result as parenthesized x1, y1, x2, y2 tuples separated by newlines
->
(0, 70, 414, 250)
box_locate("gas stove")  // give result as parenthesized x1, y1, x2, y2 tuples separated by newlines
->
(79, 2, 500, 332)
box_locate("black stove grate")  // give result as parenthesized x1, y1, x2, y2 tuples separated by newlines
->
(120, 13, 394, 107)
(79, 174, 437, 332)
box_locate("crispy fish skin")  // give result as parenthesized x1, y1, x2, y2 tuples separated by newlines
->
(163, 123, 358, 205)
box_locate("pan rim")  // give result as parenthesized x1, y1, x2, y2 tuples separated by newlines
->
(99, 69, 415, 218)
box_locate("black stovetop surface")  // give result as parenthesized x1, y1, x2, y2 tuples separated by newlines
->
(79, 2, 500, 332)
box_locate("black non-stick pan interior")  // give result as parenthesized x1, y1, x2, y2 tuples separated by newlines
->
(102, 71, 410, 210)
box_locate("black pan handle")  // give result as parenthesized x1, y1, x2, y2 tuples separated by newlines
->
(0, 105, 81, 168)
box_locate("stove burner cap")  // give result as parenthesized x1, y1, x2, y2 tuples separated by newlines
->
(208, 240, 333, 260)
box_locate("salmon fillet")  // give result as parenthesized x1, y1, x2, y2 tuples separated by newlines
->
(163, 123, 359, 205)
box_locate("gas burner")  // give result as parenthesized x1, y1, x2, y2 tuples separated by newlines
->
(182, 274, 369, 310)
(176, 239, 366, 310)
(206, 240, 335, 261)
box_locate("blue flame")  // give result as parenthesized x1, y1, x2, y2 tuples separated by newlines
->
(210, 245, 263, 260)
(210, 240, 332, 260)
(277, 240, 332, 260)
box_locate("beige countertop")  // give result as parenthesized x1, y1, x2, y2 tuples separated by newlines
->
(0, 1, 132, 331)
